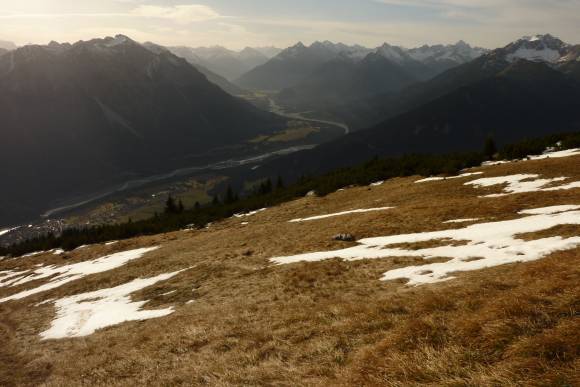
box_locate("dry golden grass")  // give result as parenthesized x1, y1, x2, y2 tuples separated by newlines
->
(0, 154, 579, 386)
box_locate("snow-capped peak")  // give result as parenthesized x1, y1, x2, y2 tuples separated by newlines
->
(105, 35, 131, 47)
(504, 34, 569, 64)
(376, 43, 409, 64)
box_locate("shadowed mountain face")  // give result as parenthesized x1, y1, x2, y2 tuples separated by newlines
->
(0, 35, 284, 224)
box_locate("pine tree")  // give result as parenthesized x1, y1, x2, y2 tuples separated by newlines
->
(276, 176, 284, 190)
(212, 194, 220, 206)
(225, 185, 236, 204)
(194, 201, 201, 211)
(484, 137, 497, 160)
(178, 199, 185, 213)
(164, 195, 178, 214)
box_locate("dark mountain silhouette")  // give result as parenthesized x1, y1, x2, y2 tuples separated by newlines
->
(0, 35, 284, 224)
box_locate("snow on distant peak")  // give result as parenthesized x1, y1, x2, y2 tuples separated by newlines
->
(408, 41, 487, 64)
(105, 35, 131, 47)
(376, 43, 408, 64)
(505, 34, 569, 63)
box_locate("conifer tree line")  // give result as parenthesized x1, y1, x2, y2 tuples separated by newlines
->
(1, 132, 578, 257)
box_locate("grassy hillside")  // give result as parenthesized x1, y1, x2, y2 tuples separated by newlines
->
(0, 148, 579, 385)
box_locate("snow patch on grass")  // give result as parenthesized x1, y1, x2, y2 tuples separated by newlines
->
(0, 247, 160, 303)
(0, 227, 19, 236)
(519, 205, 580, 215)
(289, 207, 394, 223)
(234, 208, 267, 218)
(271, 206, 580, 285)
(415, 172, 483, 183)
(482, 148, 580, 167)
(466, 174, 580, 197)
(40, 269, 185, 340)
(529, 148, 580, 160)
(443, 218, 481, 224)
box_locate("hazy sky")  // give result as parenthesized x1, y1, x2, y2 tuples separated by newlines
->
(0, 0, 579, 49)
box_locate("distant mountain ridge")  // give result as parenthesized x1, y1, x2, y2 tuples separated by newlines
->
(168, 45, 279, 80)
(236, 41, 371, 91)
(0, 40, 17, 50)
(273, 40, 486, 114)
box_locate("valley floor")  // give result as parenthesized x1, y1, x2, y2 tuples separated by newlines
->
(1, 153, 579, 386)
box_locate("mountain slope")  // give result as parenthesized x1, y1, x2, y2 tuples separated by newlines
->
(0, 35, 284, 224)
(1, 151, 579, 386)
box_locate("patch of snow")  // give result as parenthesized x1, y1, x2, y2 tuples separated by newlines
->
(104, 241, 119, 246)
(241, 222, 249, 226)
(21, 251, 45, 258)
(53, 249, 65, 255)
(0, 226, 19, 236)
(40, 269, 185, 340)
(465, 174, 580, 197)
(234, 208, 266, 218)
(529, 148, 580, 160)
(0, 247, 160, 303)
(35, 298, 55, 307)
(160, 290, 176, 296)
(443, 218, 481, 224)
(481, 160, 510, 166)
(415, 172, 483, 183)
(289, 207, 394, 223)
(370, 181, 385, 187)
(507, 48, 561, 63)
(518, 205, 580, 215)
(0, 270, 30, 287)
(271, 206, 580, 286)
(481, 148, 580, 167)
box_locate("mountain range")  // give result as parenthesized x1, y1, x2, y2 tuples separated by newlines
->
(0, 35, 284, 224)
(237, 40, 486, 93)
(253, 34, 580, 181)
(1, 33, 579, 226)
(274, 40, 487, 113)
